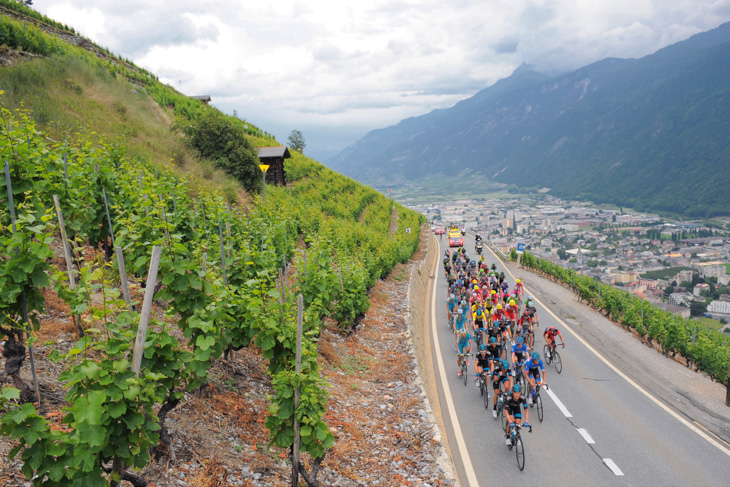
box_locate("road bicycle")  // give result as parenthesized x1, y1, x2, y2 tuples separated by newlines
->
(512, 361, 528, 393)
(543, 342, 563, 374)
(507, 422, 531, 471)
(529, 383, 545, 422)
(477, 372, 489, 409)
(457, 353, 469, 385)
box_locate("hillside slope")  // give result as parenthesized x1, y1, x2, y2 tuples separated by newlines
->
(329, 22, 730, 217)
(0, 4, 432, 487)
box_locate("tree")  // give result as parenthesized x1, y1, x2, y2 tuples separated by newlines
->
(557, 248, 568, 260)
(664, 285, 675, 296)
(174, 109, 259, 191)
(288, 130, 306, 152)
(690, 301, 708, 316)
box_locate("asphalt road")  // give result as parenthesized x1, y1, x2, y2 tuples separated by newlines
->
(430, 233, 730, 486)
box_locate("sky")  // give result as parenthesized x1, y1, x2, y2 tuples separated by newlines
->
(34, 0, 730, 163)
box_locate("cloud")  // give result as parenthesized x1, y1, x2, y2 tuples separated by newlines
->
(34, 0, 730, 160)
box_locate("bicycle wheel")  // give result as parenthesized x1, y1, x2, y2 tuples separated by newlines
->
(481, 380, 490, 409)
(515, 436, 525, 471)
(553, 351, 562, 374)
(543, 344, 551, 364)
(462, 360, 468, 386)
(536, 395, 544, 422)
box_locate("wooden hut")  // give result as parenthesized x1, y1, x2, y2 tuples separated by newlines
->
(190, 95, 211, 105)
(257, 146, 290, 186)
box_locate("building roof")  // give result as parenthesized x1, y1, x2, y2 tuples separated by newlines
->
(257, 146, 291, 159)
(191, 95, 211, 102)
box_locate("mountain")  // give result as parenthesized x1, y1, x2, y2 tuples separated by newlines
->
(329, 23, 730, 217)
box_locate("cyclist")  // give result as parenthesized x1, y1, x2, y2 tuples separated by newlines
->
(447, 293, 457, 324)
(503, 384, 531, 444)
(489, 289, 499, 306)
(474, 344, 491, 387)
(490, 358, 512, 418)
(504, 299, 518, 334)
(456, 329, 472, 376)
(485, 335, 502, 364)
(526, 352, 546, 405)
(473, 307, 487, 345)
(511, 336, 529, 366)
(514, 278, 524, 299)
(543, 326, 565, 359)
(454, 307, 467, 349)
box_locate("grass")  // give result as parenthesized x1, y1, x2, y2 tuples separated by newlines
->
(0, 54, 246, 202)
(693, 316, 725, 331)
(640, 266, 693, 280)
(725, 263, 730, 274)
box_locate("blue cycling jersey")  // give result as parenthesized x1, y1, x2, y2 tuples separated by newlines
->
(527, 360, 544, 374)
(512, 344, 528, 356)
(457, 333, 472, 346)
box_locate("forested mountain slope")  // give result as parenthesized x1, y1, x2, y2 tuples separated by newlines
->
(329, 22, 730, 217)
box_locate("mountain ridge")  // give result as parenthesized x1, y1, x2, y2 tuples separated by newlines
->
(329, 21, 730, 217)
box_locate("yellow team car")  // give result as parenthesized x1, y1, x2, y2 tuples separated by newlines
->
(448, 229, 463, 247)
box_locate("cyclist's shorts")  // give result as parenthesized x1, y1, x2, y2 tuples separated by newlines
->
(527, 370, 542, 381)
(455, 322, 465, 332)
(458, 342, 470, 354)
(448, 302, 456, 311)
(492, 375, 509, 389)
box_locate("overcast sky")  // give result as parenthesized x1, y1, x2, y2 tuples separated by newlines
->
(34, 0, 730, 162)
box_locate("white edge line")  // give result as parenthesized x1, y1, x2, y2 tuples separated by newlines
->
(545, 386, 573, 418)
(577, 428, 596, 444)
(603, 458, 624, 476)
(487, 245, 730, 459)
(432, 238, 480, 487)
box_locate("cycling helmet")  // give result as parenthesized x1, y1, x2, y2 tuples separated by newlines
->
(460, 329, 467, 336)
(501, 359, 509, 369)
(509, 299, 516, 306)
(527, 296, 532, 301)
(530, 352, 540, 361)
(490, 336, 497, 343)
(497, 304, 503, 310)
(476, 309, 483, 316)
(512, 384, 521, 393)
(458, 308, 464, 315)
(474, 285, 479, 291)
(516, 336, 524, 344)
(449, 293, 455, 300)
(516, 279, 521, 284)
(460, 299, 467, 306)
(480, 344, 487, 351)
(490, 290, 496, 295)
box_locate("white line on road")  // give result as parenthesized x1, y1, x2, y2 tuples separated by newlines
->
(544, 386, 573, 418)
(577, 428, 596, 444)
(603, 458, 624, 476)
(431, 239, 480, 487)
(488, 245, 730, 459)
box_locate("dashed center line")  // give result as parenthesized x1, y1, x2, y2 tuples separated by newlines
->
(577, 428, 596, 444)
(544, 386, 572, 418)
(603, 458, 624, 476)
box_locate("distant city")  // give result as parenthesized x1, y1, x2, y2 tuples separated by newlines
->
(409, 196, 730, 333)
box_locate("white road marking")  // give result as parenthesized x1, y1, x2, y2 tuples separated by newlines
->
(486, 245, 730, 459)
(431, 238, 480, 487)
(577, 428, 596, 444)
(603, 458, 624, 476)
(544, 386, 573, 418)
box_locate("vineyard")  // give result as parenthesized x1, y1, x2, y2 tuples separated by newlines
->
(0, 100, 424, 486)
(519, 252, 730, 384)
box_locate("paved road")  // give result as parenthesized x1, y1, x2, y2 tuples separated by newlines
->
(430, 233, 730, 486)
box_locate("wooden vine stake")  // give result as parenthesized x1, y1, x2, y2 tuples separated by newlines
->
(131, 246, 162, 376)
(292, 294, 304, 487)
(4, 163, 41, 404)
(115, 247, 134, 312)
(52, 195, 84, 338)
(218, 221, 227, 286)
